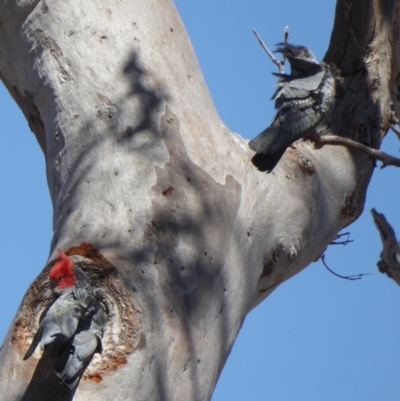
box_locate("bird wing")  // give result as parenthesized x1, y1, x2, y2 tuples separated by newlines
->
(51, 295, 81, 338)
(251, 88, 325, 156)
(287, 70, 325, 91)
(74, 331, 99, 361)
(54, 305, 106, 389)
(54, 331, 97, 389)
(273, 70, 325, 101)
(267, 97, 323, 154)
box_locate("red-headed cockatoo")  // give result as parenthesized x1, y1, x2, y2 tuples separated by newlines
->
(23, 249, 107, 389)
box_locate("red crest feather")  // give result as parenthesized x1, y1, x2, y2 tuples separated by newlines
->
(49, 249, 75, 289)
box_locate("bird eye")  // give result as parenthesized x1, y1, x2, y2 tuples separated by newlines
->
(58, 276, 63, 281)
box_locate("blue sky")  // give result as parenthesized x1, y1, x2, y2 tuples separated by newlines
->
(1, 0, 400, 399)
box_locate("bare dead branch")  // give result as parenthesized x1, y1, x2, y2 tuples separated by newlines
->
(311, 134, 400, 169)
(371, 208, 400, 286)
(320, 253, 372, 281)
(252, 28, 287, 74)
(283, 26, 289, 44)
(330, 231, 354, 245)
(280, 26, 289, 66)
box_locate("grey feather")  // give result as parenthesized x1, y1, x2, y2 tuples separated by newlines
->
(55, 304, 107, 389)
(23, 290, 79, 360)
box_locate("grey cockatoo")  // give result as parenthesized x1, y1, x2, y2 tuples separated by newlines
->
(249, 42, 336, 172)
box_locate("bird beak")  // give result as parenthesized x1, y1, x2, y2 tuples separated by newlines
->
(49, 279, 57, 291)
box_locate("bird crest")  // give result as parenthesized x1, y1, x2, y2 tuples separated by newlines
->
(49, 249, 76, 289)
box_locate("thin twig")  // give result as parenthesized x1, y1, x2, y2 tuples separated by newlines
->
(284, 26, 289, 44)
(310, 134, 400, 169)
(320, 253, 372, 281)
(279, 27, 289, 66)
(252, 29, 285, 74)
(330, 231, 353, 245)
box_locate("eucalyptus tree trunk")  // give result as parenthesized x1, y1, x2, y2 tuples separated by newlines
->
(0, 0, 396, 400)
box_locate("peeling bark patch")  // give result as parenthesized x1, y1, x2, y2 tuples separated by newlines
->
(109, 356, 127, 366)
(95, 100, 117, 122)
(341, 195, 354, 218)
(13, 243, 141, 382)
(34, 29, 63, 58)
(369, 78, 380, 92)
(83, 373, 102, 383)
(162, 186, 174, 196)
(12, 267, 54, 353)
(65, 242, 115, 269)
(285, 147, 315, 175)
(297, 154, 315, 175)
(285, 147, 297, 159)
(258, 247, 280, 280)
(341, 188, 363, 219)
(96, 93, 113, 105)
(148, 105, 241, 327)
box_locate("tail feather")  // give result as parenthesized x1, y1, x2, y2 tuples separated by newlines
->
(251, 148, 286, 173)
(248, 126, 280, 153)
(54, 330, 98, 389)
(23, 326, 43, 360)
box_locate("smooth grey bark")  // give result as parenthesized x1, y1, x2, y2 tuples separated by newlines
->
(0, 0, 396, 400)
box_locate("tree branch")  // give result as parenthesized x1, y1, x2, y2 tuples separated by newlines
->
(311, 134, 400, 168)
(371, 208, 400, 286)
(252, 27, 288, 74)
(330, 231, 354, 245)
(320, 253, 371, 281)
(0, 0, 396, 399)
